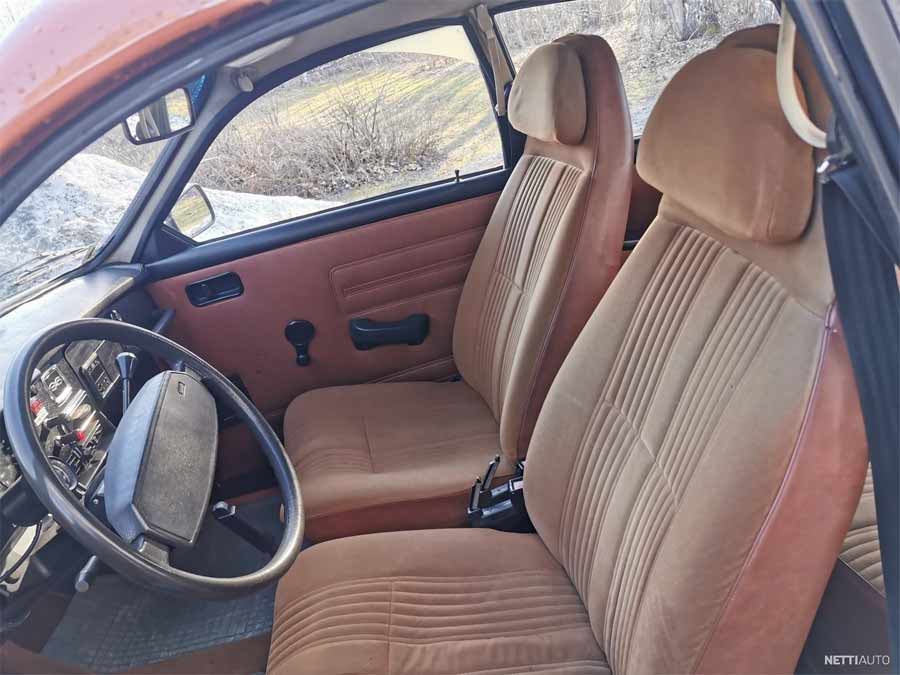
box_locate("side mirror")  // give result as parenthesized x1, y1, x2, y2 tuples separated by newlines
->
(164, 185, 215, 239)
(122, 88, 195, 145)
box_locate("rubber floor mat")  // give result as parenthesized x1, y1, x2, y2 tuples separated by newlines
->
(42, 575, 275, 673)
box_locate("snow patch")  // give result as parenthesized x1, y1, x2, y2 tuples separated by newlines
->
(0, 153, 336, 300)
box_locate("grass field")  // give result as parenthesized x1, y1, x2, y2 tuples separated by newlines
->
(199, 54, 503, 205)
(201, 20, 725, 208)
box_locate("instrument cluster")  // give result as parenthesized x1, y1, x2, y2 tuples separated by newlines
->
(0, 340, 124, 498)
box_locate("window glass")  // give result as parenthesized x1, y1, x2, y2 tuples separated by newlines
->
(188, 25, 504, 242)
(495, 0, 779, 134)
(0, 126, 163, 303)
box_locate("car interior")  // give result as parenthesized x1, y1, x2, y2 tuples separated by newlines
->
(0, 1, 895, 673)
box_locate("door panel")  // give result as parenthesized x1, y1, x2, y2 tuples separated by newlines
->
(146, 192, 499, 416)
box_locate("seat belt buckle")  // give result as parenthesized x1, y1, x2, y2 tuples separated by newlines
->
(467, 454, 502, 513)
(465, 453, 532, 532)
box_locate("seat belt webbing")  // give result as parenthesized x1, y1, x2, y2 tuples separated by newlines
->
(473, 4, 513, 117)
(820, 148, 900, 665)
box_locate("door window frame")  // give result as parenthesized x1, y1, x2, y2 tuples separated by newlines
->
(137, 17, 509, 265)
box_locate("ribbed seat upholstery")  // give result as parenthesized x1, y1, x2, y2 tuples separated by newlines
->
(270, 530, 610, 675)
(841, 466, 884, 594)
(284, 34, 633, 541)
(270, 28, 869, 675)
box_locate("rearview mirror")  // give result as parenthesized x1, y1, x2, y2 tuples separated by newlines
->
(122, 88, 195, 145)
(164, 185, 215, 239)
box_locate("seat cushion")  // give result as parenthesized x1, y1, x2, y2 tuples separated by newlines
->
(284, 381, 513, 541)
(269, 529, 609, 675)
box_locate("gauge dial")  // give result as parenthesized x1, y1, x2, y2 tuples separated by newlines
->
(41, 366, 72, 405)
(48, 457, 78, 491)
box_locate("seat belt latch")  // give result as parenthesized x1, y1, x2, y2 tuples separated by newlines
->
(481, 454, 501, 493)
(467, 476, 483, 515)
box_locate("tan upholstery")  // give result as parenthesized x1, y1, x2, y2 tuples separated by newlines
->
(522, 35, 867, 675)
(508, 41, 586, 145)
(284, 34, 632, 541)
(271, 28, 869, 674)
(270, 529, 609, 674)
(284, 381, 512, 541)
(455, 34, 632, 459)
(841, 465, 884, 594)
(637, 48, 813, 242)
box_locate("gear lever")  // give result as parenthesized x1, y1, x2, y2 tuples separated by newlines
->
(115, 352, 137, 411)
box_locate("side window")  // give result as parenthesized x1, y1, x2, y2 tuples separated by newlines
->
(187, 25, 503, 242)
(494, 0, 780, 134)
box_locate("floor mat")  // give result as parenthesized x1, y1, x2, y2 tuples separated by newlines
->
(42, 575, 275, 673)
(42, 496, 285, 673)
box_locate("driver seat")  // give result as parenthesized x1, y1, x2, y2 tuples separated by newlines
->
(269, 29, 869, 675)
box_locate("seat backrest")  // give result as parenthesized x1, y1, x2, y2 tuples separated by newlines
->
(524, 28, 869, 674)
(453, 34, 632, 461)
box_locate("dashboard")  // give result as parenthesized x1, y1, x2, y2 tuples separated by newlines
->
(0, 274, 163, 603)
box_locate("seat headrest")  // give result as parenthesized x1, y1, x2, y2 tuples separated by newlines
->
(636, 46, 815, 243)
(508, 41, 587, 146)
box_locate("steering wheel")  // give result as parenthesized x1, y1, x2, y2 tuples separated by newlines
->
(3, 319, 303, 599)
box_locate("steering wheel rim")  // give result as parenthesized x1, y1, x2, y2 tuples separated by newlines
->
(3, 318, 304, 599)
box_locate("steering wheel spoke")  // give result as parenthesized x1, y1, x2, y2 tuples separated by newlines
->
(134, 535, 173, 569)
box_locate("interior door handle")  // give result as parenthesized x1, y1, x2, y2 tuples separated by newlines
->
(349, 314, 429, 350)
(185, 272, 243, 307)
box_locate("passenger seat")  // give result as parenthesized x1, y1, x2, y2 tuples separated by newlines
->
(722, 20, 895, 672)
(284, 35, 633, 541)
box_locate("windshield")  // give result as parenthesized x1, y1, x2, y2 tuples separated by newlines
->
(0, 125, 164, 303)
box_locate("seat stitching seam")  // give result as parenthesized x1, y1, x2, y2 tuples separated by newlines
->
(362, 413, 375, 473)
(513, 168, 588, 458)
(686, 300, 820, 673)
(632, 235, 730, 430)
(387, 580, 394, 675)
(623, 293, 790, 671)
(275, 570, 562, 614)
(557, 223, 683, 557)
(302, 488, 474, 521)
